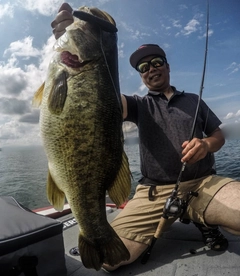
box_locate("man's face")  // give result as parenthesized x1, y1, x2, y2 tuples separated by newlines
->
(138, 55, 170, 91)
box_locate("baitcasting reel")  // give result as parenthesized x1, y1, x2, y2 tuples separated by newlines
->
(162, 190, 198, 219)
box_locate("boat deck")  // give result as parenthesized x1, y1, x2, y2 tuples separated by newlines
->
(61, 209, 240, 276)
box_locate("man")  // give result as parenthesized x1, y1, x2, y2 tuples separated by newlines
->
(52, 3, 240, 272)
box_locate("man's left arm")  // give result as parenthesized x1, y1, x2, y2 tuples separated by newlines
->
(181, 127, 225, 164)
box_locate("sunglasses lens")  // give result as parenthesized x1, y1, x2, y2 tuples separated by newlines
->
(151, 57, 164, 67)
(137, 62, 149, 73)
(137, 57, 165, 73)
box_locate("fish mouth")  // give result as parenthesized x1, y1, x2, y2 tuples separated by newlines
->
(60, 51, 90, 69)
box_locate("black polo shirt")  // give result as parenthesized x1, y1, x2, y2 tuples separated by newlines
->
(124, 87, 221, 184)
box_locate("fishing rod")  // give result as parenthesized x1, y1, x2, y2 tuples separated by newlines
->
(141, 0, 210, 264)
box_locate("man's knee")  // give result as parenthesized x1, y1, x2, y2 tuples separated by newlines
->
(205, 181, 240, 230)
(103, 237, 148, 271)
(122, 237, 148, 260)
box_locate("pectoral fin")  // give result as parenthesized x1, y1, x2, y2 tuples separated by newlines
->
(47, 169, 65, 211)
(107, 150, 132, 207)
(32, 82, 45, 107)
(48, 71, 68, 115)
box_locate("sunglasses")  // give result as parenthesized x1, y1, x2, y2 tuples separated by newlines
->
(136, 56, 166, 73)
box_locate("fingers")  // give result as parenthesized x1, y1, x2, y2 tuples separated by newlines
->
(51, 3, 74, 39)
(181, 140, 188, 149)
(58, 3, 73, 13)
(52, 29, 68, 40)
(51, 3, 73, 28)
(181, 138, 208, 164)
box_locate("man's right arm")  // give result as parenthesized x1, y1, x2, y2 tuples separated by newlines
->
(51, 3, 128, 119)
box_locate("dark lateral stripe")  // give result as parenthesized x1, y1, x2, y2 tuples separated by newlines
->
(72, 10, 118, 33)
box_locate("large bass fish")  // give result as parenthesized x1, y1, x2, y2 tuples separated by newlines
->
(33, 6, 131, 271)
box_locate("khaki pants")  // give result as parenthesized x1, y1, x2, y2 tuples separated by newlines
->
(111, 175, 233, 245)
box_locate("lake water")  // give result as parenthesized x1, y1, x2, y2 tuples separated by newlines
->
(0, 139, 239, 210)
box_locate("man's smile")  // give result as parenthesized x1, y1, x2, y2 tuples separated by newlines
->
(150, 74, 161, 80)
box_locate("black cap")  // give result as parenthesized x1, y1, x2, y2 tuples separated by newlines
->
(130, 44, 166, 69)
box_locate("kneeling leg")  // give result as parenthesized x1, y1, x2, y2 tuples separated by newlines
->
(205, 181, 240, 235)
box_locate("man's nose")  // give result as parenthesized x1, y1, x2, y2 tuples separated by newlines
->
(149, 64, 157, 72)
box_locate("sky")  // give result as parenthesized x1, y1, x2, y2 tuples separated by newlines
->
(0, 0, 239, 146)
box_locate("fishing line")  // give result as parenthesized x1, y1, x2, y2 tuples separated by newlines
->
(72, 9, 121, 110)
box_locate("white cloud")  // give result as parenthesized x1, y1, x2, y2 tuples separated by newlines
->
(227, 62, 237, 69)
(38, 36, 56, 72)
(17, 0, 63, 16)
(0, 65, 28, 96)
(224, 110, 240, 120)
(1, 35, 55, 96)
(213, 83, 225, 87)
(235, 110, 240, 117)
(4, 36, 41, 59)
(224, 112, 234, 120)
(182, 19, 200, 36)
(0, 98, 30, 115)
(139, 83, 146, 92)
(0, 39, 53, 100)
(0, 120, 41, 145)
(175, 17, 203, 37)
(0, 34, 56, 146)
(132, 29, 150, 40)
(0, 120, 21, 140)
(179, 4, 188, 11)
(120, 21, 151, 40)
(226, 62, 240, 75)
(172, 20, 182, 28)
(231, 68, 239, 74)
(118, 42, 125, 59)
(162, 43, 170, 50)
(0, 3, 14, 19)
(198, 29, 213, 39)
(120, 21, 134, 34)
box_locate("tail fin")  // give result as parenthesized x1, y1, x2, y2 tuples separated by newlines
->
(78, 229, 130, 271)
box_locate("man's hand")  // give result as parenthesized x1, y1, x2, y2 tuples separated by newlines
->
(181, 128, 225, 164)
(51, 3, 74, 39)
(181, 138, 209, 164)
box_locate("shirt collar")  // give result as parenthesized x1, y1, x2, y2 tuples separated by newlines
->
(148, 86, 184, 96)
